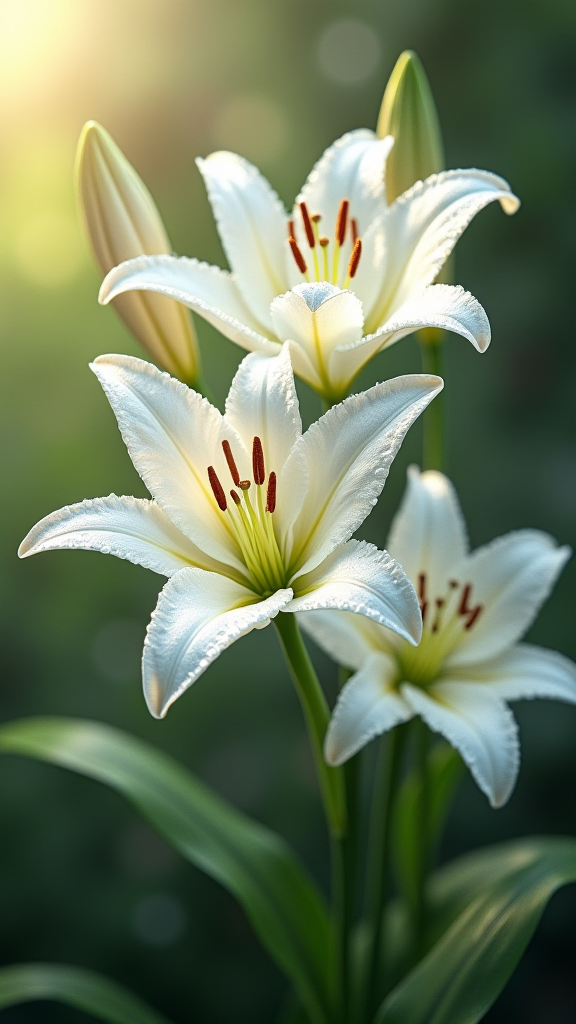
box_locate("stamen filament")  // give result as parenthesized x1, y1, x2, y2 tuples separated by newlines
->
(319, 236, 329, 279)
(227, 504, 269, 591)
(331, 241, 340, 285)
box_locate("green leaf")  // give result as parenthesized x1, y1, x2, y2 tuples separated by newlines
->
(0, 717, 333, 1023)
(0, 963, 172, 1024)
(375, 836, 576, 1024)
(392, 742, 463, 910)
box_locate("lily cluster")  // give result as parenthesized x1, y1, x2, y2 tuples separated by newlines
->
(20, 57, 575, 816)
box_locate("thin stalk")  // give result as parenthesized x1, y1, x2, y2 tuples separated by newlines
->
(274, 614, 346, 837)
(410, 718, 430, 965)
(362, 728, 405, 1017)
(274, 614, 348, 1021)
(418, 332, 444, 471)
(338, 665, 358, 1000)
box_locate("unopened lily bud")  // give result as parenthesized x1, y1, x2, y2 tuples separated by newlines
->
(377, 50, 444, 204)
(76, 121, 201, 385)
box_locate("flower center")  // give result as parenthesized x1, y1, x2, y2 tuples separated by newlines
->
(397, 572, 484, 686)
(287, 199, 363, 289)
(207, 437, 286, 595)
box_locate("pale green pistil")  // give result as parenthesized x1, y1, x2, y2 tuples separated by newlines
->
(396, 572, 484, 688)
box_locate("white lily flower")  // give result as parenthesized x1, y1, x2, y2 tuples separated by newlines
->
(98, 130, 519, 404)
(301, 467, 576, 807)
(19, 349, 441, 719)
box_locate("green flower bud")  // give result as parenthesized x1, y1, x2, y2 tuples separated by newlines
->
(76, 121, 201, 385)
(377, 50, 444, 204)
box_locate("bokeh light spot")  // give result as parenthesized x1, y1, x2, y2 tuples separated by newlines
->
(132, 893, 186, 947)
(14, 210, 85, 288)
(317, 19, 381, 85)
(212, 93, 289, 166)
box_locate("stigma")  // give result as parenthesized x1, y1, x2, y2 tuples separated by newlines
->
(207, 437, 285, 594)
(287, 199, 363, 289)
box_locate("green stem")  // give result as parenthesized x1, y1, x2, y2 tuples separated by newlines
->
(274, 614, 346, 837)
(410, 719, 430, 965)
(274, 614, 348, 1022)
(362, 728, 405, 1018)
(418, 333, 444, 471)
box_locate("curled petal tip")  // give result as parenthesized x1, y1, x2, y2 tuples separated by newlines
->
(501, 192, 521, 216)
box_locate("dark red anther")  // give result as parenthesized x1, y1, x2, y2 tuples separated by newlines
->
(431, 596, 445, 633)
(417, 573, 427, 622)
(464, 605, 483, 630)
(222, 439, 240, 486)
(350, 217, 358, 243)
(252, 436, 265, 485)
(347, 238, 362, 279)
(458, 583, 483, 630)
(288, 237, 307, 275)
(300, 202, 315, 248)
(336, 199, 349, 246)
(288, 219, 296, 239)
(208, 466, 227, 511)
(230, 489, 241, 505)
(458, 584, 472, 616)
(266, 472, 277, 513)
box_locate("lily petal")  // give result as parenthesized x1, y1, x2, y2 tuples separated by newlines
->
(296, 130, 392, 239)
(402, 680, 520, 807)
(452, 643, 576, 705)
(17, 494, 232, 578)
(99, 255, 278, 356)
(386, 466, 468, 595)
(299, 609, 396, 672)
(224, 344, 302, 484)
(282, 374, 443, 576)
(368, 168, 520, 327)
(270, 284, 364, 399)
(290, 540, 422, 646)
(197, 151, 288, 331)
(324, 653, 412, 766)
(447, 531, 571, 667)
(90, 354, 247, 572)
(144, 567, 293, 717)
(329, 285, 489, 394)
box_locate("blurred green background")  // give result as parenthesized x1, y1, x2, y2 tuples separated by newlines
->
(1, 0, 575, 1020)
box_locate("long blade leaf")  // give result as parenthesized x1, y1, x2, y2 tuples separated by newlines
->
(0, 963, 172, 1024)
(374, 836, 576, 1024)
(0, 717, 333, 1023)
